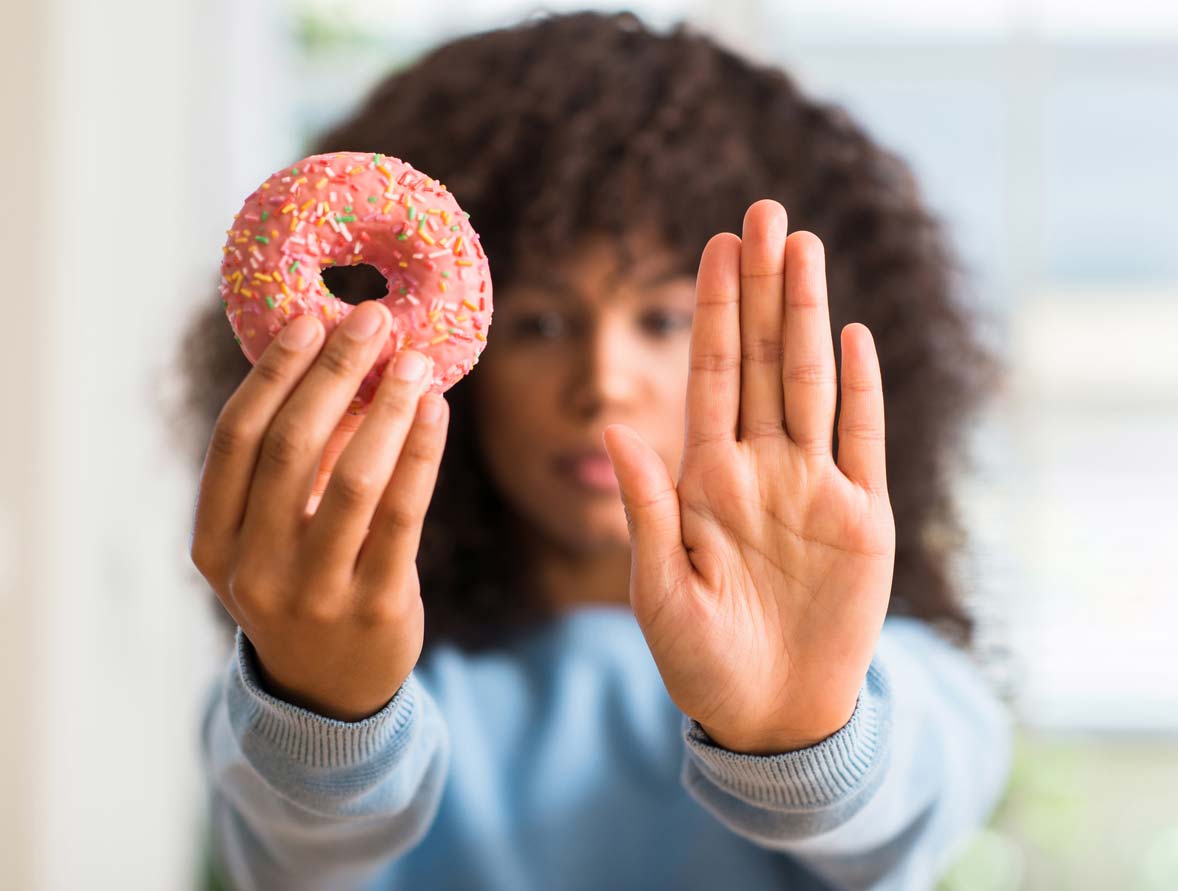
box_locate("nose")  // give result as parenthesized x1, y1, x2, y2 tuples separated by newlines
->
(564, 315, 640, 418)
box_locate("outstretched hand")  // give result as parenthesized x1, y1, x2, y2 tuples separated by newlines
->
(602, 199, 896, 755)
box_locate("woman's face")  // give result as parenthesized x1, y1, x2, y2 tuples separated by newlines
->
(471, 227, 697, 555)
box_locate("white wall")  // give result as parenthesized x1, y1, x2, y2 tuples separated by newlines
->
(1, 4, 54, 889)
(0, 1, 286, 888)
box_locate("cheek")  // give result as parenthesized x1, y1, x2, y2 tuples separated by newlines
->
(654, 365, 687, 452)
(643, 341, 692, 459)
(472, 354, 560, 459)
(658, 330, 692, 381)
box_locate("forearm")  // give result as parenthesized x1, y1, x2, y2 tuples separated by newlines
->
(680, 617, 1012, 890)
(200, 627, 450, 891)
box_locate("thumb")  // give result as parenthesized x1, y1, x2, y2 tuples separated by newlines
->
(602, 424, 692, 600)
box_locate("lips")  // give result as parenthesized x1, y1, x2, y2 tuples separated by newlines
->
(552, 449, 619, 492)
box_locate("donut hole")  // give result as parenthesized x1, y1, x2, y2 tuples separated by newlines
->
(321, 263, 388, 305)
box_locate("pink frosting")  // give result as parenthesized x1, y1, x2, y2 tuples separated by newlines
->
(219, 151, 493, 413)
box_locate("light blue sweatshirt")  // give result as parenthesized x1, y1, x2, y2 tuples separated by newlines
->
(200, 605, 1012, 890)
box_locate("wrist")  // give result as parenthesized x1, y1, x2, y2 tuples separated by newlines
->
(697, 704, 857, 755)
(696, 724, 828, 755)
(252, 646, 394, 723)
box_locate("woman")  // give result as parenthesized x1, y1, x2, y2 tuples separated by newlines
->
(175, 10, 1011, 889)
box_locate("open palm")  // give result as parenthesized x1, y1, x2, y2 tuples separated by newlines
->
(602, 199, 896, 755)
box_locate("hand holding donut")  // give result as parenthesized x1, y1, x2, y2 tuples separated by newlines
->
(190, 301, 448, 722)
(195, 152, 492, 720)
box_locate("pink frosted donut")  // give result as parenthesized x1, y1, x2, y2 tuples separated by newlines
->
(219, 151, 493, 413)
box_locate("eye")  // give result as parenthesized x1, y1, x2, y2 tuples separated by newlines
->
(640, 309, 693, 336)
(508, 310, 567, 339)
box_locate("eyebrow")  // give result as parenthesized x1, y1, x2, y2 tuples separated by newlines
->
(524, 264, 691, 301)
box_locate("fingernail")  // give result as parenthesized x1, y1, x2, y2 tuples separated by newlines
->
(280, 315, 319, 348)
(393, 350, 428, 381)
(342, 304, 384, 341)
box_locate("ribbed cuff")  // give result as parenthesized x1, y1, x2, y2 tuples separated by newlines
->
(226, 626, 420, 772)
(682, 659, 892, 811)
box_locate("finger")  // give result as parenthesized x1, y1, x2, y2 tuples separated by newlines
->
(305, 349, 435, 588)
(684, 232, 742, 450)
(836, 323, 888, 494)
(602, 424, 693, 618)
(738, 199, 789, 440)
(782, 231, 837, 459)
(190, 312, 325, 580)
(355, 390, 449, 594)
(240, 300, 393, 550)
(304, 411, 366, 517)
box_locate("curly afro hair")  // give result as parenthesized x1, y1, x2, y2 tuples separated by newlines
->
(169, 9, 1007, 656)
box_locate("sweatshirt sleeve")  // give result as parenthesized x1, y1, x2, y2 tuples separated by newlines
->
(199, 626, 451, 891)
(679, 616, 1012, 890)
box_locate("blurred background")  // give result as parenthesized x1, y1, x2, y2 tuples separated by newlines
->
(1, 1, 1175, 889)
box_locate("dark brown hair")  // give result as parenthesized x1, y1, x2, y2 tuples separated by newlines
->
(168, 9, 1007, 656)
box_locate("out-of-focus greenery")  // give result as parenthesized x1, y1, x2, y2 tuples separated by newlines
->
(291, 1, 395, 55)
(939, 730, 1178, 890)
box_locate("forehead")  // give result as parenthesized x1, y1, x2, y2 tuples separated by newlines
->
(509, 226, 692, 301)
